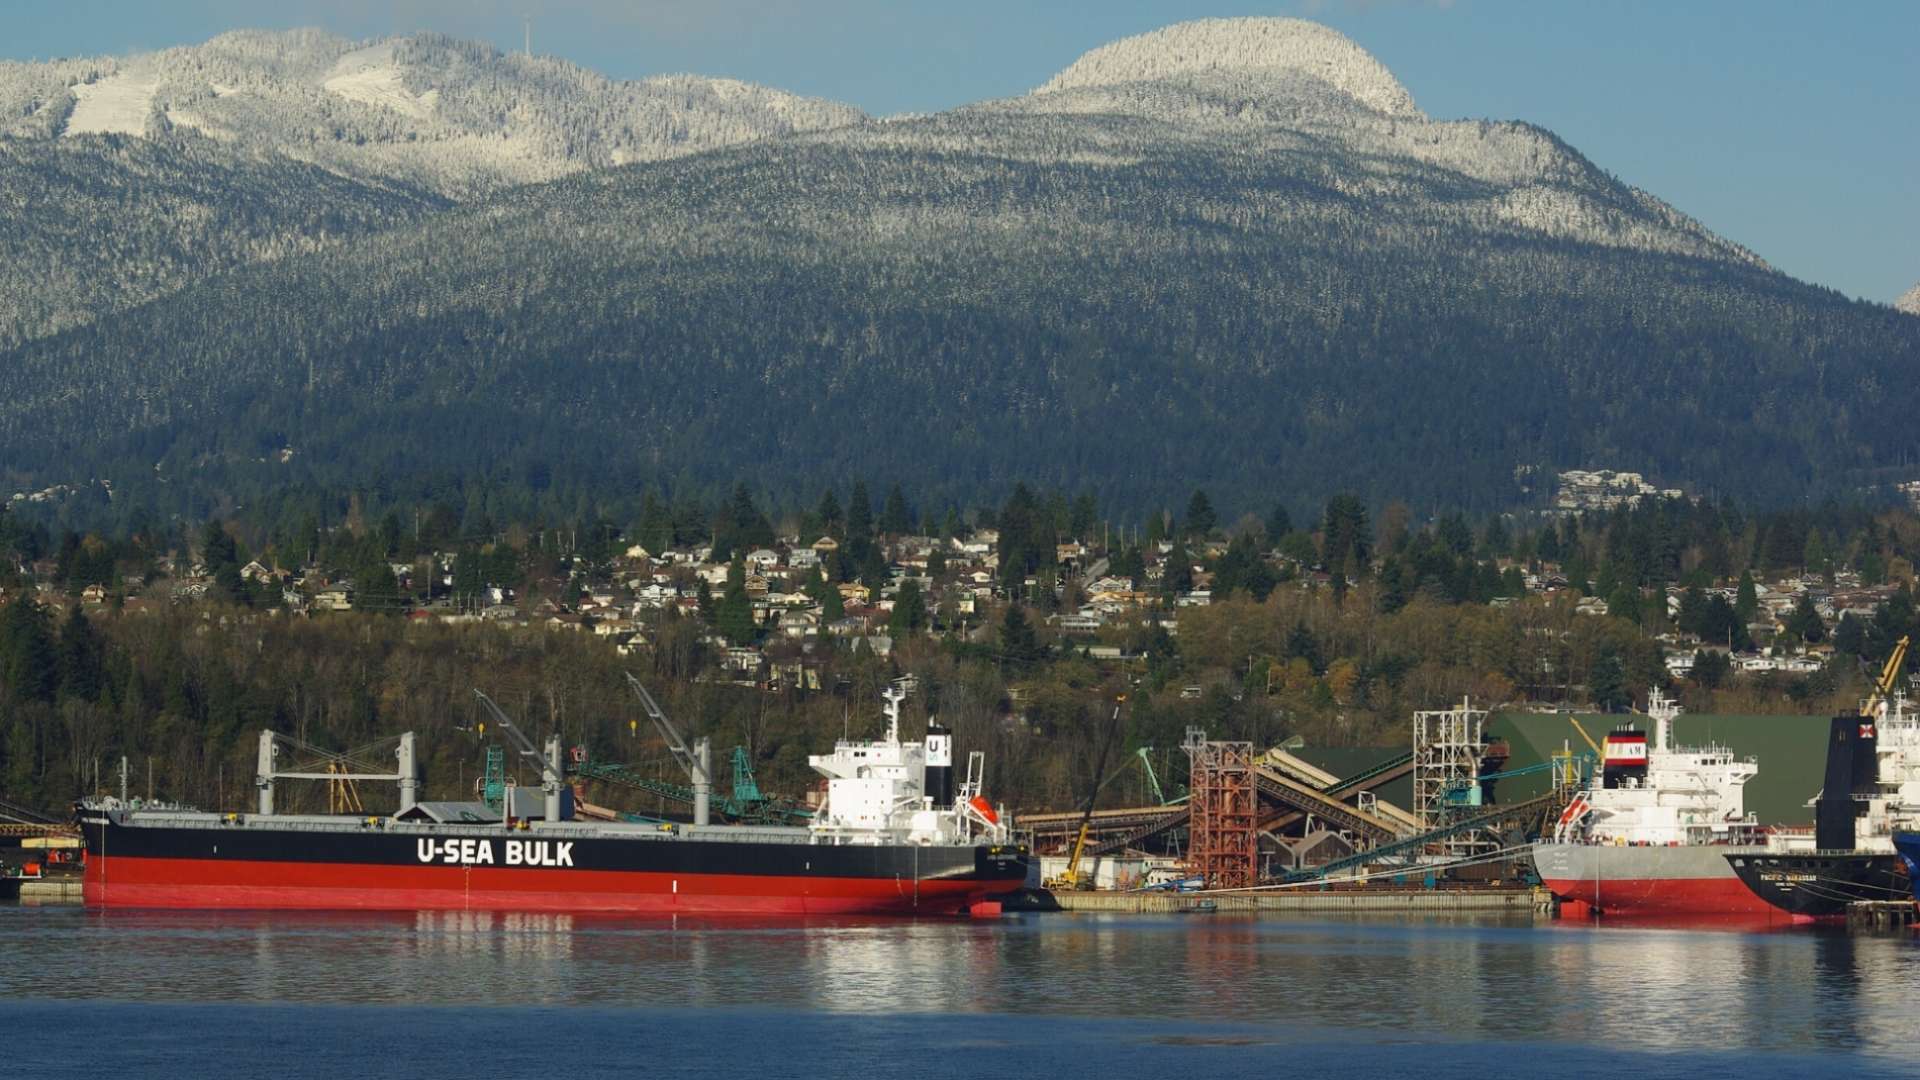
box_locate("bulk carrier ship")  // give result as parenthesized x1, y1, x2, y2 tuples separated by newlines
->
(81, 682, 1030, 915)
(1723, 701, 1913, 919)
(1530, 689, 1778, 916)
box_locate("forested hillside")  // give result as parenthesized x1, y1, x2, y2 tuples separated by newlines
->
(2, 18, 1916, 523)
(0, 138, 446, 350)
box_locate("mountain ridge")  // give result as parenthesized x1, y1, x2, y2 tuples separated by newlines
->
(2, 27, 867, 195)
(0, 18, 1908, 519)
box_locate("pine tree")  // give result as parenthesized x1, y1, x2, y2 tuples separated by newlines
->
(1804, 529, 1830, 581)
(859, 543, 890, 594)
(816, 489, 844, 539)
(1266, 504, 1292, 543)
(807, 567, 845, 621)
(847, 482, 873, 556)
(1536, 521, 1562, 561)
(1321, 494, 1371, 580)
(452, 548, 484, 607)
(718, 556, 755, 646)
(1161, 537, 1194, 595)
(57, 605, 104, 702)
(1069, 493, 1097, 541)
(726, 483, 774, 551)
(1735, 570, 1759, 623)
(1606, 584, 1642, 625)
(1834, 613, 1866, 657)
(638, 489, 671, 553)
(1285, 620, 1325, 674)
(1184, 489, 1217, 537)
(1, 594, 58, 705)
(999, 602, 1040, 671)
(1785, 594, 1826, 645)
(880, 484, 911, 537)
(1591, 651, 1630, 713)
(997, 483, 1053, 589)
(889, 579, 927, 638)
(1692, 649, 1730, 689)
(1213, 533, 1258, 598)
(201, 520, 238, 570)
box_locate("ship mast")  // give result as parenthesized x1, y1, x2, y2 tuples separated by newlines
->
(881, 683, 906, 744)
(1647, 686, 1680, 754)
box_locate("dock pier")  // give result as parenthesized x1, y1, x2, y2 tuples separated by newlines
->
(1048, 887, 1539, 915)
(1845, 901, 1918, 930)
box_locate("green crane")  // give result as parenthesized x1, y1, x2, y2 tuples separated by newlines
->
(1137, 746, 1169, 805)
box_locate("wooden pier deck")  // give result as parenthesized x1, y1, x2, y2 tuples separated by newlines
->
(1846, 900, 1917, 930)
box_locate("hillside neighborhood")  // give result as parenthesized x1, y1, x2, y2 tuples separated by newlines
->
(3, 488, 1910, 709)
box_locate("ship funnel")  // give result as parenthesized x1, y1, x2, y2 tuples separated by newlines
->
(926, 721, 954, 806)
(1601, 727, 1648, 789)
(1816, 714, 1879, 850)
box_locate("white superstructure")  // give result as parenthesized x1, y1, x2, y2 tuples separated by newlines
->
(1837, 694, 1920, 853)
(807, 684, 1008, 846)
(1556, 688, 1760, 845)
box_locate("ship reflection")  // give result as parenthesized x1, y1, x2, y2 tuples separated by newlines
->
(14, 906, 1916, 1059)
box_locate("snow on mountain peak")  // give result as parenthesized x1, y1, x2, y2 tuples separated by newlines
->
(1034, 17, 1420, 119)
(1897, 283, 1920, 316)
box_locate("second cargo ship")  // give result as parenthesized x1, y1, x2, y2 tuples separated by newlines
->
(1530, 689, 1777, 916)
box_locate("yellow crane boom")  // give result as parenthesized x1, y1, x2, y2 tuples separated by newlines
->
(1566, 715, 1603, 756)
(1863, 635, 1910, 718)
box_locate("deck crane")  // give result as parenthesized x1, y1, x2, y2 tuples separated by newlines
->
(1862, 635, 1910, 719)
(1565, 715, 1604, 757)
(623, 672, 714, 826)
(471, 690, 567, 823)
(1045, 695, 1125, 892)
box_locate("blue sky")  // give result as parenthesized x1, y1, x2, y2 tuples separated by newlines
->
(8, 1, 1914, 302)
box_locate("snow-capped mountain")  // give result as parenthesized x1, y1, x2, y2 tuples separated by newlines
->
(989, 18, 1758, 267)
(1034, 17, 1423, 119)
(1898, 284, 1920, 316)
(1, 28, 865, 196)
(1, 19, 1910, 515)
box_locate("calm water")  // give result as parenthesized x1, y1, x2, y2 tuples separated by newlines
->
(2, 905, 1917, 1078)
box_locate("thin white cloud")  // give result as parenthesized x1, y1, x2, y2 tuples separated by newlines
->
(194, 0, 876, 42)
(1292, 0, 1458, 13)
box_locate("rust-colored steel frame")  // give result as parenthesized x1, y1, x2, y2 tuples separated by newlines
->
(1183, 731, 1256, 890)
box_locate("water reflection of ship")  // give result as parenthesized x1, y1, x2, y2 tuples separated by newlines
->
(804, 923, 975, 1014)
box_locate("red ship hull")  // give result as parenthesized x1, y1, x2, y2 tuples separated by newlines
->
(79, 813, 1032, 916)
(1537, 873, 1777, 916)
(1532, 842, 1778, 917)
(84, 854, 998, 915)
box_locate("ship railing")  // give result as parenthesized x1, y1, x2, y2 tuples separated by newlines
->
(104, 812, 822, 845)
